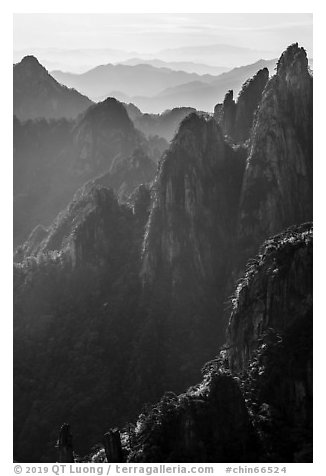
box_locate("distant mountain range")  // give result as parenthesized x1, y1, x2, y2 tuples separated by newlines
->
(113, 59, 278, 113)
(13, 43, 276, 74)
(17, 54, 312, 115)
(117, 58, 230, 75)
(50, 58, 277, 113)
(118, 57, 313, 113)
(13, 55, 196, 145)
(13, 47, 141, 73)
(51, 64, 216, 101)
(13, 56, 93, 120)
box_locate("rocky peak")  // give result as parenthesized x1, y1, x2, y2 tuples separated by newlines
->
(84, 97, 133, 130)
(18, 183, 132, 268)
(13, 56, 92, 120)
(141, 113, 244, 284)
(72, 97, 144, 176)
(137, 112, 246, 393)
(215, 68, 269, 144)
(223, 90, 235, 111)
(237, 44, 312, 265)
(166, 113, 226, 165)
(274, 43, 312, 151)
(233, 67, 269, 141)
(18, 55, 44, 69)
(276, 43, 309, 84)
(14, 55, 52, 83)
(219, 90, 236, 139)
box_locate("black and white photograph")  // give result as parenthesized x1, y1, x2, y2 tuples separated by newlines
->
(10, 7, 316, 469)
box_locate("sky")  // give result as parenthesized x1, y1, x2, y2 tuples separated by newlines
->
(13, 13, 313, 71)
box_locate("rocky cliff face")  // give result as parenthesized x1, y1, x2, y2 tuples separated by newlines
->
(237, 44, 313, 264)
(130, 45, 312, 406)
(128, 374, 259, 463)
(227, 223, 312, 372)
(142, 113, 245, 286)
(214, 68, 269, 144)
(14, 56, 92, 120)
(126, 224, 312, 463)
(214, 89, 236, 139)
(123, 44, 313, 458)
(136, 113, 246, 396)
(227, 223, 313, 462)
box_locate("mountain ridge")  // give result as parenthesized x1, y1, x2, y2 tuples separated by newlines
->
(14, 96, 164, 247)
(51, 63, 216, 102)
(14, 55, 93, 120)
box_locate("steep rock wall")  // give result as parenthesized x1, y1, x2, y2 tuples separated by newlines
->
(237, 44, 313, 264)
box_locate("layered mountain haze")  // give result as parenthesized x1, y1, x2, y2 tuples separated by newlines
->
(13, 41, 313, 463)
(118, 58, 230, 76)
(49, 58, 280, 114)
(126, 106, 197, 142)
(115, 59, 278, 113)
(13, 56, 93, 120)
(14, 96, 164, 247)
(51, 64, 216, 102)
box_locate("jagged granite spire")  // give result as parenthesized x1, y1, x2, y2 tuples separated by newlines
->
(237, 43, 312, 264)
(141, 113, 245, 285)
(135, 113, 246, 396)
(215, 68, 269, 143)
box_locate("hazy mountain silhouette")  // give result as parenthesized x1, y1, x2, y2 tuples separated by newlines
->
(118, 57, 312, 113)
(119, 59, 276, 113)
(51, 64, 216, 101)
(14, 47, 141, 73)
(14, 97, 163, 247)
(124, 105, 199, 142)
(14, 56, 93, 120)
(118, 58, 229, 75)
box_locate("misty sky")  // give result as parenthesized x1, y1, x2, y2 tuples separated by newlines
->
(13, 13, 313, 71)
